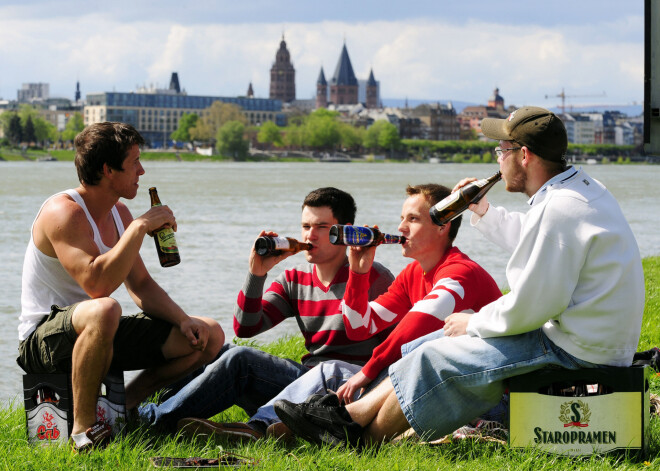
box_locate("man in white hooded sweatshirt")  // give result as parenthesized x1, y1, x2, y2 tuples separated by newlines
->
(273, 106, 645, 447)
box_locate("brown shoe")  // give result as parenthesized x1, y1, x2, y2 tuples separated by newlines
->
(266, 421, 295, 444)
(177, 418, 263, 443)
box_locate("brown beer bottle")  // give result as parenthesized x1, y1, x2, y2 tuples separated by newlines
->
(149, 187, 181, 267)
(254, 236, 313, 256)
(329, 225, 406, 246)
(430, 171, 502, 226)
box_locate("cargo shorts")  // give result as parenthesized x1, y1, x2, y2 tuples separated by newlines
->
(17, 303, 173, 374)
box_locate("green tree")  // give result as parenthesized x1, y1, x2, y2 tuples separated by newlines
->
(35, 119, 58, 145)
(216, 120, 248, 160)
(23, 116, 36, 144)
(170, 113, 199, 144)
(377, 121, 401, 154)
(304, 109, 341, 149)
(17, 105, 57, 146)
(257, 121, 283, 148)
(338, 123, 363, 151)
(283, 125, 304, 148)
(7, 114, 22, 146)
(61, 112, 85, 142)
(192, 102, 247, 144)
(364, 120, 400, 153)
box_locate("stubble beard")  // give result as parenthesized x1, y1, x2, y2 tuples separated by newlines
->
(504, 157, 526, 193)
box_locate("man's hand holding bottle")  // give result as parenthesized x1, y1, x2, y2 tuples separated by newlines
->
(249, 230, 297, 277)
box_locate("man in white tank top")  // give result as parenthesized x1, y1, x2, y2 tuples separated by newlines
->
(17, 122, 225, 450)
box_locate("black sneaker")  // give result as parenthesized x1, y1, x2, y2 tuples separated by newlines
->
(273, 395, 363, 447)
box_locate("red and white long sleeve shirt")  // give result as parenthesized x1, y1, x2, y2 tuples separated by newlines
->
(341, 247, 502, 379)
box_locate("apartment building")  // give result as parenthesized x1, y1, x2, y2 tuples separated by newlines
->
(84, 81, 284, 147)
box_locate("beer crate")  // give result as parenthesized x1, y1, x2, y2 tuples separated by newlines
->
(508, 366, 650, 456)
(23, 370, 126, 446)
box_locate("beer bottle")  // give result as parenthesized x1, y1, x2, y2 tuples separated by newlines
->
(149, 187, 181, 267)
(329, 225, 406, 246)
(254, 236, 313, 256)
(430, 171, 502, 226)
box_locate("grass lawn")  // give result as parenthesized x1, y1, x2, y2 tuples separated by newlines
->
(2, 256, 659, 470)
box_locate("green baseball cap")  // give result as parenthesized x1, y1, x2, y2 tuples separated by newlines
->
(481, 106, 568, 162)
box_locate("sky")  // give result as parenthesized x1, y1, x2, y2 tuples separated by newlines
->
(0, 0, 645, 110)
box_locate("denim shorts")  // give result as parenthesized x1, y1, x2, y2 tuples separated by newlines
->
(17, 303, 173, 374)
(389, 329, 598, 441)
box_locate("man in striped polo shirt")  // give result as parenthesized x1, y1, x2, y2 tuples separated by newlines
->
(138, 187, 394, 438)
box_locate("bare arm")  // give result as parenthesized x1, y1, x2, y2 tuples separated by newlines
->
(37, 195, 177, 298)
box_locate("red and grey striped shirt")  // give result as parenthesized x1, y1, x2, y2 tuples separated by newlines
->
(234, 262, 394, 367)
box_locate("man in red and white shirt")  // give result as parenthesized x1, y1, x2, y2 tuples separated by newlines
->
(335, 183, 502, 401)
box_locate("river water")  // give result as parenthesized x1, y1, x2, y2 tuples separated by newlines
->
(1, 161, 658, 404)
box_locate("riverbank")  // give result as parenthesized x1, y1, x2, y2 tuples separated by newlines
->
(1, 146, 656, 164)
(2, 256, 658, 470)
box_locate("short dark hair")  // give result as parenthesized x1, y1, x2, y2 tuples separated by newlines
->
(302, 187, 356, 225)
(74, 122, 145, 185)
(405, 183, 462, 242)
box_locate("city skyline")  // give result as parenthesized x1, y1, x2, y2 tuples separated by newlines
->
(0, 1, 644, 109)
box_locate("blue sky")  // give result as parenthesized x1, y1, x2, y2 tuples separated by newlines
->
(0, 0, 644, 109)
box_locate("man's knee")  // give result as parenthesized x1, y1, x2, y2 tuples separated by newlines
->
(72, 298, 122, 336)
(201, 318, 225, 358)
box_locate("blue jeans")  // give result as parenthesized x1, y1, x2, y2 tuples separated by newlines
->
(390, 329, 600, 441)
(138, 344, 308, 433)
(248, 360, 382, 430)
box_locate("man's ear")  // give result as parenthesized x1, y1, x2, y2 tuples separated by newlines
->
(520, 146, 531, 168)
(102, 163, 114, 177)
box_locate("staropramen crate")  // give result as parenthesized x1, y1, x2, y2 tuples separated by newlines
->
(508, 366, 650, 456)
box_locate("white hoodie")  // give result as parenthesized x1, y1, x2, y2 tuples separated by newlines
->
(467, 167, 645, 367)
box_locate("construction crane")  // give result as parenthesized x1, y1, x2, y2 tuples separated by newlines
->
(545, 88, 607, 115)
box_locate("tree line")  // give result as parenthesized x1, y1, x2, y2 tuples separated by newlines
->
(171, 104, 639, 160)
(169, 106, 402, 160)
(0, 105, 85, 148)
(1, 102, 640, 161)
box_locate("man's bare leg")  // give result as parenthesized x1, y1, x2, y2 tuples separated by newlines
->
(124, 318, 224, 410)
(70, 298, 122, 435)
(344, 378, 411, 445)
(364, 387, 410, 444)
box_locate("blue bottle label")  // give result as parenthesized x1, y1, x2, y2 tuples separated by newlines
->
(342, 226, 375, 246)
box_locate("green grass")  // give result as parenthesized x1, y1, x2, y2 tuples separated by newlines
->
(3, 257, 659, 470)
(49, 150, 75, 161)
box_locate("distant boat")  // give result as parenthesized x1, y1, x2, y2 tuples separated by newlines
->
(429, 157, 440, 164)
(320, 152, 351, 162)
(196, 147, 213, 156)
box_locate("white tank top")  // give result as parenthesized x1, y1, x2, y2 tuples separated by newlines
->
(18, 189, 125, 341)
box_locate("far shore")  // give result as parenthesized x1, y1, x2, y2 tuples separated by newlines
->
(1, 147, 658, 165)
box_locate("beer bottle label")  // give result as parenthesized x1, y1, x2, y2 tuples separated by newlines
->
(382, 233, 398, 244)
(343, 226, 375, 246)
(157, 228, 179, 254)
(474, 177, 490, 188)
(436, 191, 460, 208)
(271, 237, 292, 250)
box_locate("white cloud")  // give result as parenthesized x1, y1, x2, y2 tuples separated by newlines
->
(0, 13, 643, 106)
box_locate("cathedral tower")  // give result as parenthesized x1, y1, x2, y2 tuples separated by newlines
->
(329, 43, 358, 105)
(269, 35, 296, 103)
(366, 68, 378, 109)
(316, 68, 328, 109)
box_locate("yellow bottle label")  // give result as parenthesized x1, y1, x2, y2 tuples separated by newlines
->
(157, 228, 179, 254)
